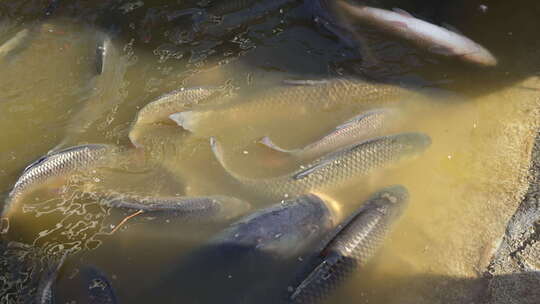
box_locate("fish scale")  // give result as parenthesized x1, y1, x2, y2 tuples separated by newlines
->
(171, 79, 413, 133)
(290, 186, 408, 303)
(211, 133, 430, 201)
(2, 144, 116, 219)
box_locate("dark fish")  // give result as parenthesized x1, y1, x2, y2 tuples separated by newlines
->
(210, 133, 430, 201)
(143, 194, 335, 303)
(260, 108, 396, 160)
(101, 193, 251, 222)
(81, 266, 118, 304)
(1, 144, 118, 222)
(36, 253, 67, 304)
(289, 186, 409, 303)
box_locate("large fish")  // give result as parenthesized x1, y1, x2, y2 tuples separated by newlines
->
(260, 108, 396, 160)
(170, 79, 414, 135)
(335, 1, 497, 66)
(101, 193, 251, 222)
(128, 87, 226, 147)
(289, 185, 409, 303)
(143, 194, 335, 303)
(210, 133, 430, 201)
(1, 144, 119, 222)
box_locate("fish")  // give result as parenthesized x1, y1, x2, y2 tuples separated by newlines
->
(36, 253, 68, 304)
(170, 78, 414, 134)
(143, 194, 335, 303)
(210, 133, 430, 201)
(0, 28, 32, 60)
(95, 34, 112, 75)
(335, 1, 497, 66)
(81, 266, 118, 304)
(128, 87, 226, 146)
(260, 108, 396, 160)
(101, 193, 251, 222)
(64, 32, 127, 139)
(1, 144, 119, 221)
(289, 185, 409, 303)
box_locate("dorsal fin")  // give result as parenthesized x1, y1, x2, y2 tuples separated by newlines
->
(392, 8, 414, 17)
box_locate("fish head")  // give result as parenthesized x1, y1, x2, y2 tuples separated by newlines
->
(216, 196, 252, 220)
(368, 185, 409, 220)
(391, 132, 432, 158)
(219, 195, 334, 258)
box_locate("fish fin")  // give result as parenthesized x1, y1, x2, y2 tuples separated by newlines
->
(169, 111, 199, 132)
(428, 45, 455, 56)
(209, 137, 250, 183)
(441, 22, 463, 34)
(282, 79, 330, 86)
(259, 136, 294, 153)
(392, 8, 414, 17)
(293, 156, 337, 180)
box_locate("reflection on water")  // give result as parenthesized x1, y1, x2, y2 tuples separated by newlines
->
(1, 0, 540, 303)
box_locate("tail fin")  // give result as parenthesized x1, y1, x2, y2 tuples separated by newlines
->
(258, 136, 296, 154)
(209, 137, 255, 184)
(169, 111, 200, 132)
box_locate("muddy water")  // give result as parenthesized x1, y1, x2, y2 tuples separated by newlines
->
(1, 0, 540, 303)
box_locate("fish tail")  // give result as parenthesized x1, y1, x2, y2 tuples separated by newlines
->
(258, 136, 296, 154)
(169, 111, 201, 132)
(209, 137, 257, 186)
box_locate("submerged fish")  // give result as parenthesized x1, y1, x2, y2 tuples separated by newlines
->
(290, 185, 409, 303)
(36, 253, 67, 304)
(65, 32, 127, 139)
(128, 87, 226, 146)
(170, 79, 413, 134)
(95, 34, 112, 75)
(335, 1, 497, 66)
(101, 193, 251, 222)
(260, 108, 396, 160)
(210, 133, 430, 200)
(81, 266, 118, 304)
(145, 194, 335, 303)
(0, 28, 32, 60)
(1, 144, 118, 221)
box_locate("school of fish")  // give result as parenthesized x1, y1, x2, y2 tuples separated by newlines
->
(0, 0, 502, 303)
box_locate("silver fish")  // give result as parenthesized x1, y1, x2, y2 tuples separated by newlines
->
(0, 28, 31, 60)
(290, 185, 409, 303)
(36, 253, 68, 304)
(102, 193, 251, 222)
(335, 1, 497, 66)
(1, 144, 118, 220)
(260, 108, 396, 160)
(170, 79, 413, 134)
(128, 87, 225, 146)
(210, 133, 430, 200)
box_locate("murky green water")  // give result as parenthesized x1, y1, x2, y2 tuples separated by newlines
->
(1, 0, 540, 303)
